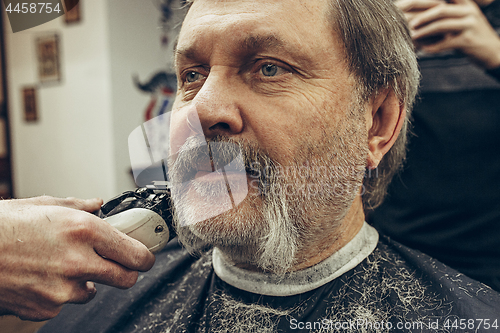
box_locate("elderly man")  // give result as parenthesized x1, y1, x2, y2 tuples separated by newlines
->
(38, 0, 500, 332)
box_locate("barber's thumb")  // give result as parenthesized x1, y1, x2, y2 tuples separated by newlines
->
(66, 197, 104, 212)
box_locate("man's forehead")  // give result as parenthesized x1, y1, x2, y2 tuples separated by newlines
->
(187, 0, 326, 14)
(176, 0, 335, 61)
(181, 0, 330, 36)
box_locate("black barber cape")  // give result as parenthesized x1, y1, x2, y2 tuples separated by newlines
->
(39, 223, 500, 333)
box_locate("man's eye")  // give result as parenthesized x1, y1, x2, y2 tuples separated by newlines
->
(261, 64, 279, 77)
(186, 71, 203, 83)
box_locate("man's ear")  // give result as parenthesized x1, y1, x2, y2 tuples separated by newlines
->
(365, 89, 405, 169)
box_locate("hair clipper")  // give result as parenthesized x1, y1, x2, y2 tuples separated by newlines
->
(98, 183, 176, 253)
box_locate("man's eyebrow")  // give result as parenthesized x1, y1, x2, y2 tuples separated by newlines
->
(174, 42, 198, 63)
(174, 34, 287, 61)
(240, 34, 285, 53)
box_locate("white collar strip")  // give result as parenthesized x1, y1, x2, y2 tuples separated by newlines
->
(212, 222, 379, 297)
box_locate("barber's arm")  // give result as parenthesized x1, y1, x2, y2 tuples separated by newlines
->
(397, 0, 500, 70)
(0, 196, 155, 321)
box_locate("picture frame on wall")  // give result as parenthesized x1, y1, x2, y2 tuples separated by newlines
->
(22, 86, 38, 122)
(35, 34, 61, 83)
(64, 0, 81, 24)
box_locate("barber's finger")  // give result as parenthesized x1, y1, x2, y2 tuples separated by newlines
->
(448, 0, 470, 5)
(49, 197, 103, 212)
(411, 17, 470, 40)
(69, 281, 97, 304)
(83, 258, 140, 289)
(92, 220, 156, 272)
(409, 5, 468, 29)
(396, 0, 443, 12)
(61, 212, 155, 272)
(63, 197, 104, 212)
(418, 31, 467, 53)
(59, 241, 142, 289)
(17, 195, 104, 212)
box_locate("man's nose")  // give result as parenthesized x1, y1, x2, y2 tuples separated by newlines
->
(192, 72, 244, 139)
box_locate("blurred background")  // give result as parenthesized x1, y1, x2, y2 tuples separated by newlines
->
(0, 0, 182, 202)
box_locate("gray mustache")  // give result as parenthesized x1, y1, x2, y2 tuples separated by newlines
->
(169, 137, 258, 184)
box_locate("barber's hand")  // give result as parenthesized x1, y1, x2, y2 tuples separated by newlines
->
(397, 0, 500, 69)
(396, 0, 443, 21)
(0, 196, 156, 321)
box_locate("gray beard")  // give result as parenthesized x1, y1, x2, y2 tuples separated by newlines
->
(171, 145, 304, 275)
(168, 106, 368, 275)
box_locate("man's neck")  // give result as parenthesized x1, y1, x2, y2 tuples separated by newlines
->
(292, 197, 365, 271)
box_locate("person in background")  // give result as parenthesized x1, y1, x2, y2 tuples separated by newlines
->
(369, 0, 500, 291)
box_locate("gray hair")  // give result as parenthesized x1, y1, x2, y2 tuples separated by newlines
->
(179, 0, 420, 211)
(328, 0, 420, 210)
